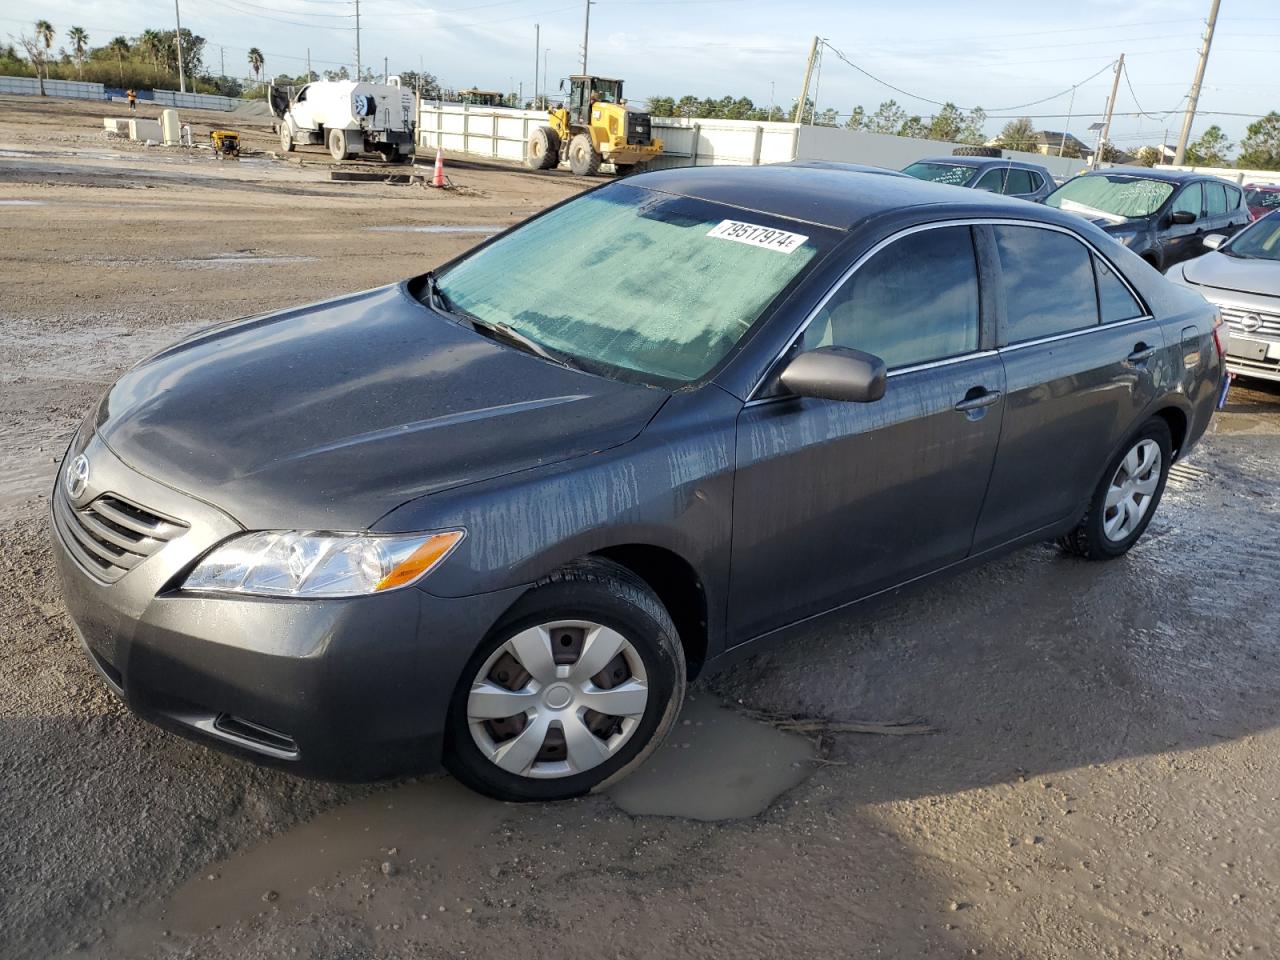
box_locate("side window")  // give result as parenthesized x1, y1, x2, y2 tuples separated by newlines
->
(1225, 185, 1242, 211)
(1004, 169, 1034, 195)
(800, 226, 980, 369)
(1171, 183, 1202, 219)
(1204, 182, 1228, 217)
(993, 225, 1098, 342)
(296, 85, 308, 103)
(1094, 256, 1144, 323)
(973, 168, 1004, 192)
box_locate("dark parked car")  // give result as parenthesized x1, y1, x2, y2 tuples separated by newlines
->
(901, 155, 1056, 203)
(1244, 183, 1280, 222)
(52, 164, 1225, 801)
(1046, 168, 1250, 271)
(1167, 209, 1280, 384)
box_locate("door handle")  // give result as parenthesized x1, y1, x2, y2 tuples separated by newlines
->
(954, 388, 1002, 412)
(1126, 344, 1156, 365)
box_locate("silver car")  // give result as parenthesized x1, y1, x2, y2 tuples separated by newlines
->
(1167, 210, 1280, 383)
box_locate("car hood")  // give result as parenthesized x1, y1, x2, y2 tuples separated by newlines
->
(96, 282, 669, 530)
(1181, 251, 1280, 298)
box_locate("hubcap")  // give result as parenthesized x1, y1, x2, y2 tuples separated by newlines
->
(467, 620, 649, 780)
(1103, 438, 1162, 542)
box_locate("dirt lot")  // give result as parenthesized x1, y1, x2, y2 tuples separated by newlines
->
(3, 95, 1280, 960)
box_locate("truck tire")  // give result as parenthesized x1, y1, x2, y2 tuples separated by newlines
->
(527, 126, 560, 170)
(568, 133, 601, 177)
(952, 145, 1002, 158)
(377, 145, 398, 163)
(279, 122, 294, 153)
(328, 128, 355, 162)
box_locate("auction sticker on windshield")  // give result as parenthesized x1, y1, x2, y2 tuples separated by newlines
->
(707, 220, 809, 253)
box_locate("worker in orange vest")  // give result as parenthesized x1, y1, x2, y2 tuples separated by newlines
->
(127, 89, 137, 111)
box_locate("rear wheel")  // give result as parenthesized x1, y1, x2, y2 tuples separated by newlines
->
(377, 145, 398, 163)
(279, 123, 294, 153)
(568, 133, 602, 176)
(444, 559, 686, 801)
(328, 128, 355, 161)
(1058, 418, 1172, 560)
(527, 125, 560, 170)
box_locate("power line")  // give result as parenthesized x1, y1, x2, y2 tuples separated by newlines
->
(820, 40, 1119, 113)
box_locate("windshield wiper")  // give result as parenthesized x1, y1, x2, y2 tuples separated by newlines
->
(424, 271, 577, 367)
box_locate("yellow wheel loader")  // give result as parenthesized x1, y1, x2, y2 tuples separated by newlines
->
(528, 75, 664, 176)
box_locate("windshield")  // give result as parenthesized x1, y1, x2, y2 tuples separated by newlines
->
(1224, 212, 1280, 261)
(1046, 175, 1174, 220)
(433, 183, 830, 385)
(901, 162, 976, 187)
(1246, 188, 1280, 211)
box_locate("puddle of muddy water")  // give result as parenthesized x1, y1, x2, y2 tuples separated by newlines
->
(606, 694, 816, 821)
(366, 225, 500, 234)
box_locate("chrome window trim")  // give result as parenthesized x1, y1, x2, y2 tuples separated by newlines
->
(745, 216, 1153, 403)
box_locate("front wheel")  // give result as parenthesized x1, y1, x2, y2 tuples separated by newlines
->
(279, 123, 294, 153)
(1058, 418, 1172, 560)
(444, 559, 686, 801)
(567, 133, 602, 176)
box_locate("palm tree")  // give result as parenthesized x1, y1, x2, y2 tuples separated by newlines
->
(35, 20, 54, 80)
(67, 26, 88, 79)
(139, 29, 162, 68)
(106, 36, 130, 85)
(248, 47, 264, 90)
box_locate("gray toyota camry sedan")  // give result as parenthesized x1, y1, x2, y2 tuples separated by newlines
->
(52, 163, 1225, 801)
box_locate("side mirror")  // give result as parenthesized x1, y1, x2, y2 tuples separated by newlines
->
(778, 347, 887, 404)
(559, 78, 565, 92)
(1202, 233, 1228, 250)
(1170, 210, 1197, 225)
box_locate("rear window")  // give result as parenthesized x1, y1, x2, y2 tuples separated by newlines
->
(1246, 189, 1280, 210)
(994, 225, 1098, 342)
(901, 162, 975, 187)
(1095, 257, 1144, 323)
(1205, 182, 1229, 216)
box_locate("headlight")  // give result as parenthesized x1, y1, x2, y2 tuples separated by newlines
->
(183, 529, 464, 598)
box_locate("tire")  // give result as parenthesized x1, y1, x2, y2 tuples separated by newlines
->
(952, 145, 1002, 158)
(567, 133, 602, 176)
(279, 122, 294, 153)
(527, 125, 560, 170)
(444, 558, 687, 802)
(1058, 418, 1172, 561)
(377, 145, 397, 163)
(328, 128, 354, 161)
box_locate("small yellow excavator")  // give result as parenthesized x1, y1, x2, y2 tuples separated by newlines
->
(528, 75, 663, 176)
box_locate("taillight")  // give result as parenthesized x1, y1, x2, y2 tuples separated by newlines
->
(1211, 310, 1226, 360)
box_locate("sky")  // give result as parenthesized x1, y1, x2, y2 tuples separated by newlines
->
(5, 0, 1278, 151)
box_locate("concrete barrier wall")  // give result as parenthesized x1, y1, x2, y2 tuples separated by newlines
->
(0, 76, 105, 100)
(417, 101, 1091, 177)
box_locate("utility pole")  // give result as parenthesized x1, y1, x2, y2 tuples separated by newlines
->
(1060, 85, 1076, 157)
(1093, 53, 1124, 169)
(580, 0, 593, 74)
(794, 35, 819, 124)
(534, 23, 540, 108)
(769, 80, 775, 121)
(355, 0, 362, 79)
(173, 0, 186, 92)
(384, 56, 388, 84)
(219, 45, 225, 80)
(1174, 0, 1221, 166)
(544, 48, 549, 104)
(306, 48, 311, 81)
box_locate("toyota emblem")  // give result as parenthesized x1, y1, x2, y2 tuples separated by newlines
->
(1240, 314, 1264, 334)
(65, 454, 90, 501)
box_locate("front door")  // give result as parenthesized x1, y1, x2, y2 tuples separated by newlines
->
(1160, 182, 1204, 267)
(728, 225, 1005, 642)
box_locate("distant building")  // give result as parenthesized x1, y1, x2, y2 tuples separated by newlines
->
(1031, 130, 1089, 157)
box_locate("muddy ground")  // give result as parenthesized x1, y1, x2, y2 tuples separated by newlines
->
(3, 96, 1280, 960)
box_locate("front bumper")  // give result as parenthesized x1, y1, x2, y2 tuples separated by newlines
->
(50, 430, 520, 780)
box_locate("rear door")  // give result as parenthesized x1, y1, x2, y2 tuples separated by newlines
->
(729, 225, 1005, 641)
(972, 223, 1162, 551)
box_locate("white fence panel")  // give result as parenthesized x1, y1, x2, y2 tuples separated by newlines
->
(416, 101, 1093, 178)
(0, 76, 105, 100)
(152, 89, 246, 112)
(1155, 163, 1279, 184)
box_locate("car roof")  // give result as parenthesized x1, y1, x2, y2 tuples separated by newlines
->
(910, 156, 1048, 171)
(1077, 167, 1204, 184)
(627, 163, 1060, 231)
(1245, 183, 1280, 191)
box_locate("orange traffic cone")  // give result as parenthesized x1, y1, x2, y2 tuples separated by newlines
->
(431, 146, 446, 188)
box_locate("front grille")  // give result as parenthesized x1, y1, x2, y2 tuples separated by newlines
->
(1219, 304, 1280, 341)
(53, 488, 187, 582)
(626, 111, 652, 146)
